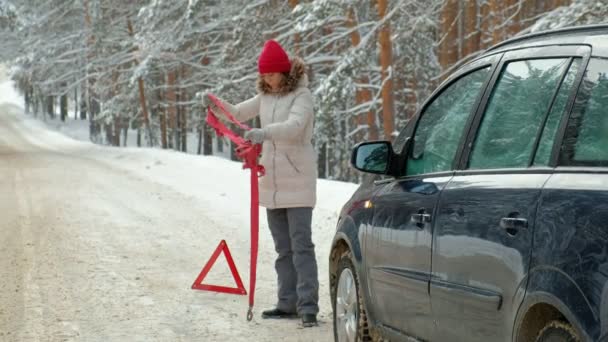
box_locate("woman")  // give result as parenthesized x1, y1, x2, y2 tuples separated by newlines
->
(202, 40, 319, 327)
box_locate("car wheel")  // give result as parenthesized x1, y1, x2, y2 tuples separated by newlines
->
(535, 321, 580, 342)
(333, 251, 372, 342)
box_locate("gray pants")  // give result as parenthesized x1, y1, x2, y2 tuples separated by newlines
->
(266, 207, 319, 315)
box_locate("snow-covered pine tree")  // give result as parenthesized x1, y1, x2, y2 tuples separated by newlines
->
(1, 0, 605, 182)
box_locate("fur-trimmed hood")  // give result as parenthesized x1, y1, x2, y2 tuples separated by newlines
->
(257, 57, 309, 95)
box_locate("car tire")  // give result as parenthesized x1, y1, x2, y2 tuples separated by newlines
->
(535, 320, 581, 342)
(333, 251, 373, 342)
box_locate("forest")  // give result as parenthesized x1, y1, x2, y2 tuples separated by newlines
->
(0, 0, 605, 182)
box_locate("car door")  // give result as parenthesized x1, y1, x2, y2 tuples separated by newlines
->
(430, 45, 589, 342)
(530, 57, 608, 342)
(365, 54, 499, 340)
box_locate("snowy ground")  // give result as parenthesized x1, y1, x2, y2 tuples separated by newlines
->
(0, 79, 358, 341)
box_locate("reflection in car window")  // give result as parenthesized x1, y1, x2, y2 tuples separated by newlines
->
(406, 67, 490, 176)
(560, 58, 608, 167)
(469, 58, 570, 170)
(533, 58, 581, 166)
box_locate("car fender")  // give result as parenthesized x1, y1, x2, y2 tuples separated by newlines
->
(514, 266, 597, 341)
(330, 213, 380, 329)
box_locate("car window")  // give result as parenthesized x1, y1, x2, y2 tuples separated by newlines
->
(468, 58, 570, 170)
(533, 58, 582, 166)
(560, 58, 608, 167)
(406, 67, 491, 176)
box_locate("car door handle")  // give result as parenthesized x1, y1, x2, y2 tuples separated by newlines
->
(411, 213, 432, 226)
(500, 217, 528, 235)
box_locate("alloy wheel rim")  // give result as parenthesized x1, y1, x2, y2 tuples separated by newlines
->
(336, 268, 358, 342)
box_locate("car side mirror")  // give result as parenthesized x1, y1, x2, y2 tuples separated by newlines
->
(351, 141, 394, 175)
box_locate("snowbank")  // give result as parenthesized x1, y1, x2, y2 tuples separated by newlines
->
(1, 77, 360, 339)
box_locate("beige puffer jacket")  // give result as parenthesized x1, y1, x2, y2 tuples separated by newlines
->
(218, 58, 317, 209)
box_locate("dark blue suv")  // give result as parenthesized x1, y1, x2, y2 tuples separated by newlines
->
(330, 25, 608, 342)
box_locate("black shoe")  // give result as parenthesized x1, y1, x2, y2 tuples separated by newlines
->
(261, 308, 298, 319)
(301, 314, 318, 327)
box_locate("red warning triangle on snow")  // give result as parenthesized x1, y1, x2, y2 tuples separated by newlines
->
(191, 240, 247, 295)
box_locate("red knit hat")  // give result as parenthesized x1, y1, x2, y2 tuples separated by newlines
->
(258, 40, 291, 74)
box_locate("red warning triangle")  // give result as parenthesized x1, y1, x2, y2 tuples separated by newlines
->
(191, 240, 247, 295)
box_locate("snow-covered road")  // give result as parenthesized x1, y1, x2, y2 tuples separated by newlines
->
(0, 104, 358, 341)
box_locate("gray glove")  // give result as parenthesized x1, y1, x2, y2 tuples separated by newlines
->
(244, 128, 265, 144)
(201, 92, 218, 111)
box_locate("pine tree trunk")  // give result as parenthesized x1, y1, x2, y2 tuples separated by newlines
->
(506, 0, 521, 38)
(113, 117, 120, 147)
(89, 97, 100, 142)
(74, 87, 78, 120)
(110, 71, 119, 146)
(217, 136, 224, 153)
(36, 93, 42, 117)
(137, 79, 151, 146)
(457, 0, 464, 60)
(347, 7, 365, 142)
(46, 96, 54, 119)
(160, 112, 167, 149)
(464, 0, 480, 57)
(26, 85, 33, 114)
(405, 75, 418, 120)
(122, 118, 128, 147)
(376, 0, 395, 140)
(60, 93, 68, 122)
(105, 123, 112, 145)
(30, 86, 35, 113)
(439, 0, 459, 70)
(197, 126, 203, 155)
(491, 0, 504, 45)
(154, 86, 165, 149)
(347, 6, 378, 141)
(32, 91, 39, 117)
(340, 119, 350, 181)
(182, 112, 188, 152)
(83, 0, 97, 141)
(180, 65, 188, 152)
(318, 142, 327, 179)
(519, 0, 536, 31)
(480, 0, 492, 49)
(362, 77, 378, 140)
(328, 142, 337, 179)
(200, 54, 213, 156)
(203, 126, 212, 155)
(289, 0, 301, 55)
(179, 114, 185, 153)
(80, 83, 87, 120)
(179, 107, 186, 152)
(166, 70, 177, 149)
(127, 18, 152, 146)
(24, 86, 30, 114)
(176, 105, 181, 150)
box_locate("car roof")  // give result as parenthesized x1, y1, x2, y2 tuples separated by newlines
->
(459, 24, 608, 67)
(444, 25, 608, 78)
(486, 24, 608, 53)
